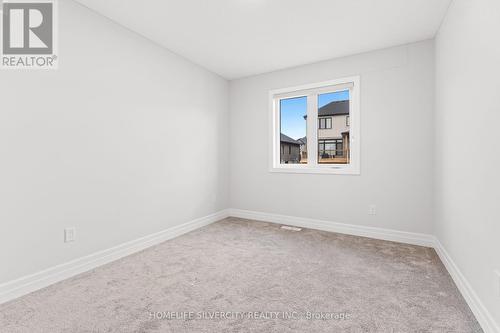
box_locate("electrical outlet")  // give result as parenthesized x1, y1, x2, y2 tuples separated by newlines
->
(64, 228, 76, 243)
(368, 204, 377, 215)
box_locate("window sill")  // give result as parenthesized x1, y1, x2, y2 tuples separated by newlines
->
(269, 165, 360, 175)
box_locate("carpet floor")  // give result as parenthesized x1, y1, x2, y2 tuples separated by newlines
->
(0, 217, 482, 332)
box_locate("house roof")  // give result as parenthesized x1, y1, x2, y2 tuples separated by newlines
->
(280, 133, 300, 145)
(297, 137, 307, 145)
(318, 100, 349, 117)
(303, 100, 349, 119)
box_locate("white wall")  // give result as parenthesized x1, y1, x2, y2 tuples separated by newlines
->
(0, 0, 229, 284)
(435, 0, 500, 328)
(229, 41, 435, 234)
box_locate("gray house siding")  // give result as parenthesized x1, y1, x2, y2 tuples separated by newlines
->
(280, 133, 301, 164)
(280, 143, 300, 164)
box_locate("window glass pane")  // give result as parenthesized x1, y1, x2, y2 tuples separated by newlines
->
(317, 90, 350, 164)
(280, 96, 307, 164)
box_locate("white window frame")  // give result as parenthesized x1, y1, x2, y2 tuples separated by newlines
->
(269, 76, 360, 175)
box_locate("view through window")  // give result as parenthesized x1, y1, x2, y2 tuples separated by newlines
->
(279, 90, 351, 165)
(280, 96, 307, 164)
(317, 90, 350, 164)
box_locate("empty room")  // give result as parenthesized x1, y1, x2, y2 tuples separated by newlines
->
(1, 0, 499, 332)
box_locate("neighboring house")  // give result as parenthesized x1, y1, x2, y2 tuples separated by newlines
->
(302, 100, 350, 163)
(297, 137, 307, 163)
(317, 100, 350, 163)
(280, 133, 301, 164)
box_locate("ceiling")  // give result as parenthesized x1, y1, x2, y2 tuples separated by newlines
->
(74, 0, 452, 79)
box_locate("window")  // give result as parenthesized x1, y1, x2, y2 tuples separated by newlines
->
(317, 90, 351, 165)
(319, 139, 343, 159)
(270, 76, 360, 174)
(319, 117, 332, 129)
(279, 96, 307, 164)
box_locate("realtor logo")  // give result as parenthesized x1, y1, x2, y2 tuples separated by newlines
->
(1, 0, 58, 69)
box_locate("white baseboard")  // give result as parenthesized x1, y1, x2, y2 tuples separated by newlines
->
(227, 208, 436, 247)
(434, 240, 500, 333)
(0, 209, 230, 305)
(227, 208, 499, 333)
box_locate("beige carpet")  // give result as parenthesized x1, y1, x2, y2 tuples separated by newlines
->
(0, 217, 482, 332)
